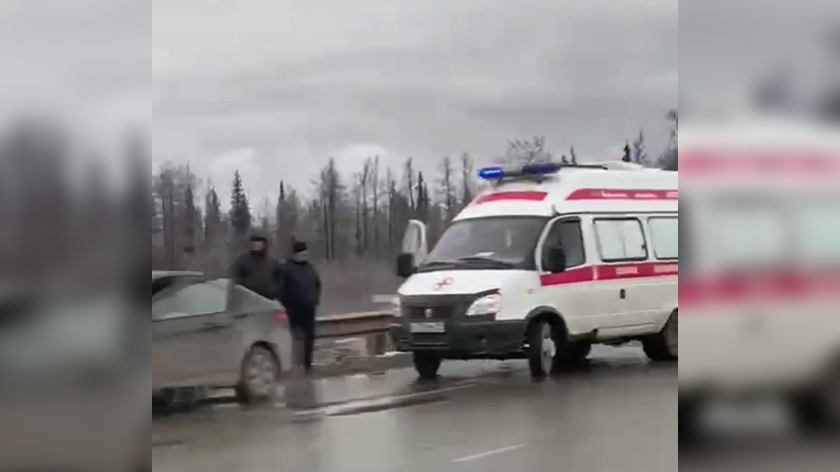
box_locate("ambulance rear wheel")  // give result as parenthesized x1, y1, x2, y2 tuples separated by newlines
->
(643, 312, 678, 362)
(412, 352, 442, 380)
(528, 319, 559, 379)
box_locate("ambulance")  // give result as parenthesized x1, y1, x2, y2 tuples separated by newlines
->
(390, 160, 678, 379)
(679, 118, 840, 433)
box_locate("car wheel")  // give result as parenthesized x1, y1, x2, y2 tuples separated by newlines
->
(528, 319, 558, 379)
(236, 345, 279, 405)
(643, 312, 678, 362)
(412, 352, 442, 380)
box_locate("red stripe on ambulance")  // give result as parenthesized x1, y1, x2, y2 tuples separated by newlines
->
(540, 262, 678, 286)
(473, 191, 549, 204)
(566, 189, 678, 201)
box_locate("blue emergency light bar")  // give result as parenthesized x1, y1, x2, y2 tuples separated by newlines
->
(478, 162, 562, 180)
(478, 161, 609, 181)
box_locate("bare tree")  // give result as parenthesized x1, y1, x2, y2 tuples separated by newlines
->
(666, 109, 679, 130)
(501, 136, 554, 164)
(360, 158, 371, 253)
(403, 158, 416, 213)
(438, 156, 456, 221)
(204, 186, 223, 243)
(371, 156, 380, 257)
(315, 158, 345, 260)
(460, 152, 475, 207)
(658, 108, 679, 171)
(632, 130, 650, 166)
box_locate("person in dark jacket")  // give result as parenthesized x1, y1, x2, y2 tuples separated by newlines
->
(232, 233, 282, 301)
(278, 241, 321, 374)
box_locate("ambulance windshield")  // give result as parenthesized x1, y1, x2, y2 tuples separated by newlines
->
(420, 216, 548, 272)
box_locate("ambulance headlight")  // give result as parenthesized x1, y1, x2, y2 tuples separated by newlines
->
(466, 293, 502, 316)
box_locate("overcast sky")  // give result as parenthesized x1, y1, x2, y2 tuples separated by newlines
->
(0, 0, 677, 211)
(153, 0, 677, 208)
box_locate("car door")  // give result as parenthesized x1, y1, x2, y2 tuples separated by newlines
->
(151, 280, 235, 388)
(537, 216, 598, 334)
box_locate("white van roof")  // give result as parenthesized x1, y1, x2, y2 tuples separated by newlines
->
(455, 161, 677, 221)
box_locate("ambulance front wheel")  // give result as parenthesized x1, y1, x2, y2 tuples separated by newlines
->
(527, 319, 562, 379)
(412, 352, 442, 380)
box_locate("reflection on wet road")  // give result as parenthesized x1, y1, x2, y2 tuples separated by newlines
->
(153, 346, 677, 472)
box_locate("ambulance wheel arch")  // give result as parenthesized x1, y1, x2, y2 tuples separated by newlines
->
(656, 305, 679, 332)
(525, 307, 569, 343)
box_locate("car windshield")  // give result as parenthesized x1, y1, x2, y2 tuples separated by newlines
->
(420, 216, 548, 271)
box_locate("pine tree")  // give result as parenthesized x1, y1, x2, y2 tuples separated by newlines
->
(230, 170, 251, 236)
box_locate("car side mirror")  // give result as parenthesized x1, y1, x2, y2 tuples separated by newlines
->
(396, 253, 416, 278)
(545, 247, 567, 274)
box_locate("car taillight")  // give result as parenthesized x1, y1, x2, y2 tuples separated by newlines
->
(274, 310, 288, 323)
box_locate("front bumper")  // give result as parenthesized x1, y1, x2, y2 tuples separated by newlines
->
(390, 319, 527, 359)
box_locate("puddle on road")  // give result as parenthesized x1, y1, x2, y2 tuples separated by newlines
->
(328, 395, 449, 417)
(290, 382, 475, 420)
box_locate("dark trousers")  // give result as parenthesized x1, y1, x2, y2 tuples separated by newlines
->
(289, 311, 316, 372)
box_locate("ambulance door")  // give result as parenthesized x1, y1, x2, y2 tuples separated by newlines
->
(636, 215, 679, 327)
(591, 217, 651, 334)
(402, 219, 429, 267)
(538, 216, 599, 334)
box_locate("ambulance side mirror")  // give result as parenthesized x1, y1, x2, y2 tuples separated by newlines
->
(396, 253, 416, 278)
(545, 247, 567, 274)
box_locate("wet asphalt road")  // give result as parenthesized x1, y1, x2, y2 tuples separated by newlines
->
(153, 345, 677, 472)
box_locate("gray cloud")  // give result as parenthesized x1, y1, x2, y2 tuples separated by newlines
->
(154, 0, 676, 206)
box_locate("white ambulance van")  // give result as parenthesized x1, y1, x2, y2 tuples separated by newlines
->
(679, 119, 840, 432)
(391, 161, 678, 379)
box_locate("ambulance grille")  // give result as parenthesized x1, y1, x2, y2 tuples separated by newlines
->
(404, 305, 457, 320)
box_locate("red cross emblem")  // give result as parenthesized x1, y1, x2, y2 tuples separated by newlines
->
(433, 277, 454, 291)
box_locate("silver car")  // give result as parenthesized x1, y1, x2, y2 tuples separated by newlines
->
(152, 272, 293, 405)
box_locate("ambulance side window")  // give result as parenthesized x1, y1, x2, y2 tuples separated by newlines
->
(542, 218, 585, 270)
(594, 218, 648, 262)
(648, 217, 679, 260)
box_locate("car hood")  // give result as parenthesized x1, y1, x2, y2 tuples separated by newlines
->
(398, 270, 536, 297)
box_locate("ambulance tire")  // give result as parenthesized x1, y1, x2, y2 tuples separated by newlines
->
(643, 312, 678, 362)
(413, 352, 442, 380)
(527, 318, 561, 379)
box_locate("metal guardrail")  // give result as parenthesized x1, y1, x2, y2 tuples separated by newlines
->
(316, 297, 398, 355)
(316, 311, 396, 339)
